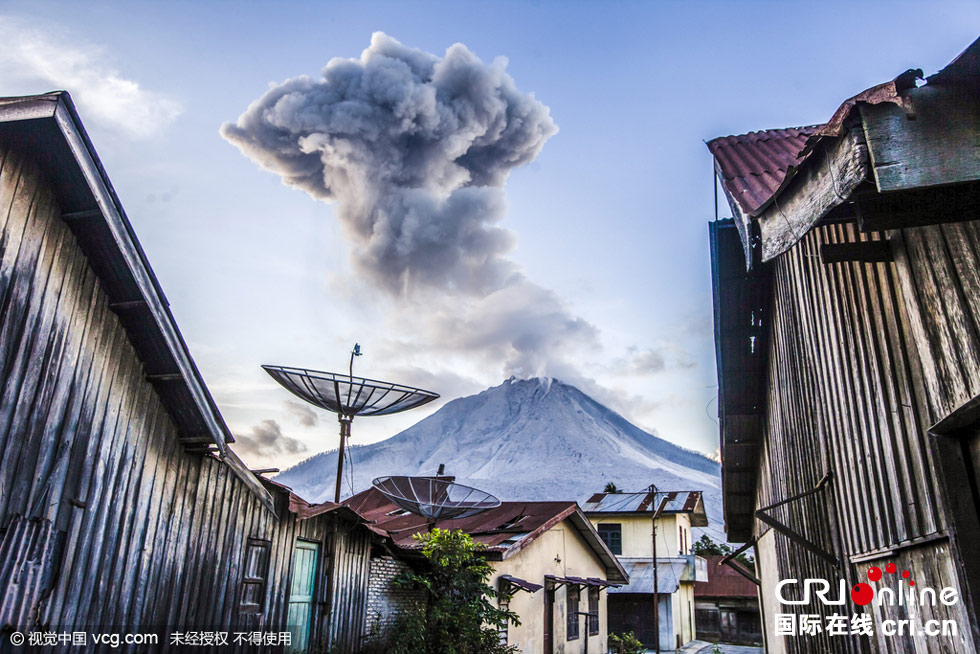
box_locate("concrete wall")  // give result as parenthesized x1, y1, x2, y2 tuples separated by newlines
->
(673, 581, 696, 647)
(588, 513, 687, 559)
(490, 518, 610, 654)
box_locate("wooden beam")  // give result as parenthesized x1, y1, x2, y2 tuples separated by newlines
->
(61, 209, 102, 222)
(819, 240, 893, 264)
(177, 435, 214, 445)
(145, 373, 183, 382)
(855, 180, 980, 232)
(755, 123, 870, 262)
(860, 84, 980, 193)
(108, 299, 147, 311)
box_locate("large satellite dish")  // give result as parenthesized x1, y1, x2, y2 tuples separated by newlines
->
(373, 475, 501, 522)
(263, 346, 439, 502)
(261, 366, 439, 417)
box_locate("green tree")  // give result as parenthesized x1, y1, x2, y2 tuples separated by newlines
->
(603, 482, 620, 493)
(387, 528, 520, 654)
(692, 534, 754, 567)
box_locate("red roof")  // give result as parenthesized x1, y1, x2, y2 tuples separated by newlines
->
(706, 126, 818, 216)
(694, 555, 758, 598)
(344, 485, 578, 553)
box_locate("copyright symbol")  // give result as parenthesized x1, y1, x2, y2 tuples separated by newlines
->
(10, 632, 24, 646)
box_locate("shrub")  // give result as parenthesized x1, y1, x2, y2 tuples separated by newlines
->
(608, 631, 645, 654)
(383, 528, 520, 654)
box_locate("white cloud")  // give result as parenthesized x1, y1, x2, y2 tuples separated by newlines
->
(0, 16, 182, 137)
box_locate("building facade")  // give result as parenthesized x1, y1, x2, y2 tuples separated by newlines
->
(0, 92, 375, 653)
(583, 490, 708, 651)
(708, 39, 980, 654)
(694, 555, 762, 645)
(346, 485, 628, 654)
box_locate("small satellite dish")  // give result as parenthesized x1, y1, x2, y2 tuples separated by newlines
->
(373, 476, 501, 521)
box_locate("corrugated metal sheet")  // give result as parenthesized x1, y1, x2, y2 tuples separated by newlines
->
(581, 490, 707, 526)
(707, 126, 818, 216)
(345, 486, 575, 552)
(693, 556, 757, 599)
(0, 517, 63, 629)
(928, 36, 980, 85)
(0, 104, 373, 652)
(344, 486, 629, 584)
(608, 558, 685, 594)
(0, 93, 245, 465)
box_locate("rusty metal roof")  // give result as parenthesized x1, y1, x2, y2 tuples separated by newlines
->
(581, 490, 708, 527)
(707, 126, 819, 216)
(343, 485, 629, 583)
(346, 485, 576, 550)
(694, 556, 758, 599)
(608, 559, 686, 595)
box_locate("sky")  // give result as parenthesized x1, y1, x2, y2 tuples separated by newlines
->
(1, 1, 977, 470)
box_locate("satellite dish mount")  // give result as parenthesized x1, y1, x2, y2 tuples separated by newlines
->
(263, 345, 439, 502)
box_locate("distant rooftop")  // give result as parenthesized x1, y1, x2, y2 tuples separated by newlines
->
(582, 490, 708, 526)
(694, 555, 758, 599)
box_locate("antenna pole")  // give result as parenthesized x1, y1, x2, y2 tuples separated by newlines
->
(650, 487, 668, 654)
(334, 415, 352, 503)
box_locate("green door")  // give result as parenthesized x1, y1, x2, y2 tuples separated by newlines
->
(286, 540, 319, 653)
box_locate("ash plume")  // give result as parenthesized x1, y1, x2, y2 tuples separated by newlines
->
(221, 32, 557, 295)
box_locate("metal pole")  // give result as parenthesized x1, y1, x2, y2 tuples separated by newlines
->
(651, 493, 668, 654)
(334, 415, 351, 503)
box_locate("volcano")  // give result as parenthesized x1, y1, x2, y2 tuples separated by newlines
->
(275, 377, 723, 537)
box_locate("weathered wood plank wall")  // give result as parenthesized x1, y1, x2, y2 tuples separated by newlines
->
(754, 220, 976, 653)
(0, 139, 370, 651)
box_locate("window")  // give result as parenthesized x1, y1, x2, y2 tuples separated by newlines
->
(566, 586, 580, 640)
(679, 526, 686, 554)
(498, 594, 510, 645)
(240, 538, 271, 613)
(588, 587, 599, 635)
(597, 524, 622, 555)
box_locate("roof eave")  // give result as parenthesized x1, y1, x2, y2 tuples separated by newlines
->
(0, 93, 275, 514)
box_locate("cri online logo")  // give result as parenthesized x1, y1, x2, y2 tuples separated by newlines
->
(777, 562, 959, 608)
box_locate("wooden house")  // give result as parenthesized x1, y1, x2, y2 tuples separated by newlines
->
(708, 39, 980, 653)
(582, 489, 709, 651)
(345, 484, 629, 654)
(0, 92, 375, 653)
(694, 555, 761, 646)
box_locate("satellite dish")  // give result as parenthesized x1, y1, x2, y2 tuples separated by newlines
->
(263, 347, 439, 503)
(262, 365, 439, 417)
(372, 475, 501, 521)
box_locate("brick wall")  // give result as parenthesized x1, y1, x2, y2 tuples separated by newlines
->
(363, 556, 425, 638)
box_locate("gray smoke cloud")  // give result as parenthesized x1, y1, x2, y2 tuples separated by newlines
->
(221, 32, 557, 295)
(235, 419, 309, 459)
(284, 400, 318, 427)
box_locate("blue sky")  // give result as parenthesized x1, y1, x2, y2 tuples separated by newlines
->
(1, 1, 977, 468)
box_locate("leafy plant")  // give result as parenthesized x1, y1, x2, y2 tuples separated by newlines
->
(384, 528, 520, 654)
(603, 482, 620, 493)
(692, 533, 754, 567)
(608, 631, 645, 654)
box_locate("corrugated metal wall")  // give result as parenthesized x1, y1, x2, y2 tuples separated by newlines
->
(0, 140, 370, 651)
(755, 221, 976, 653)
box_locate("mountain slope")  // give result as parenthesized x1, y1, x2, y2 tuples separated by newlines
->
(275, 377, 724, 537)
